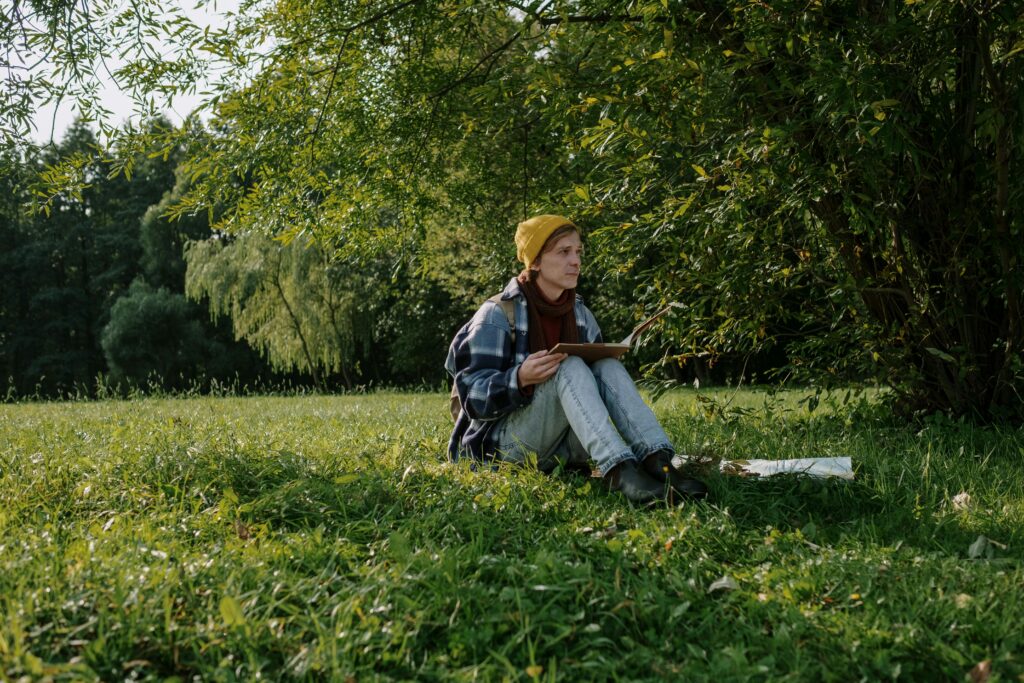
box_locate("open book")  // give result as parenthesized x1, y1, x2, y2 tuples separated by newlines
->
(550, 302, 683, 362)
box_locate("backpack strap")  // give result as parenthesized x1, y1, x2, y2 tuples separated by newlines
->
(487, 293, 516, 344)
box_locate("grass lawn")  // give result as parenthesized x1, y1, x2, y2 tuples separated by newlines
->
(1, 389, 1022, 681)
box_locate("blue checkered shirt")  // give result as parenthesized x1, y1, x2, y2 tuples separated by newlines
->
(444, 277, 603, 462)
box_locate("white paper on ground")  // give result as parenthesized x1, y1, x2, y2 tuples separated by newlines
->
(723, 456, 854, 480)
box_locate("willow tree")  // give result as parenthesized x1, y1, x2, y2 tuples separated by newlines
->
(184, 232, 378, 389)
(14, 0, 1024, 418)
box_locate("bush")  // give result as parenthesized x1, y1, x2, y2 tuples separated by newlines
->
(101, 280, 213, 389)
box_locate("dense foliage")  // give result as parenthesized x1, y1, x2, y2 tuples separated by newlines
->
(0, 121, 276, 396)
(184, 231, 460, 389)
(0, 118, 462, 396)
(5, 1, 1024, 417)
(0, 122, 173, 394)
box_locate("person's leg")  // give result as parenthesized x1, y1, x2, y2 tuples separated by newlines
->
(491, 377, 575, 471)
(590, 357, 708, 500)
(493, 357, 668, 503)
(494, 357, 635, 475)
(589, 358, 674, 459)
(550, 427, 591, 472)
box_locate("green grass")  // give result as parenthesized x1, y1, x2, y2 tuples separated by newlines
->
(1, 389, 1022, 681)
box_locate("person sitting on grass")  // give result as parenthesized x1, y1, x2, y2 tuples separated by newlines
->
(445, 214, 707, 505)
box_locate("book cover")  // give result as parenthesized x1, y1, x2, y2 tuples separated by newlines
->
(550, 302, 683, 361)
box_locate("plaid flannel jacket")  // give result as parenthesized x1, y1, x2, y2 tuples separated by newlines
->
(444, 277, 603, 462)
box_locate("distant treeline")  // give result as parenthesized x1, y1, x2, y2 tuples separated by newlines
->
(1, 119, 474, 398)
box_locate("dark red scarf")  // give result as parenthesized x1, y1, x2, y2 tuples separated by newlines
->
(517, 272, 579, 353)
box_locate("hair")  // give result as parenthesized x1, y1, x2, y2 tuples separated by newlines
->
(523, 224, 580, 281)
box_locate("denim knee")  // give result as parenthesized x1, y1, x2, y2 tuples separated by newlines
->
(591, 357, 627, 380)
(556, 355, 590, 379)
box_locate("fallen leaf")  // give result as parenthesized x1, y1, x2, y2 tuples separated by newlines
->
(122, 660, 152, 669)
(708, 575, 739, 593)
(968, 536, 991, 559)
(526, 665, 544, 677)
(968, 660, 991, 683)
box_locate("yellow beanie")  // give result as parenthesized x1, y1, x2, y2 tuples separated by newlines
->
(515, 215, 577, 269)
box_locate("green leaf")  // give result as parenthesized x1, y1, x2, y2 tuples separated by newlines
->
(219, 596, 246, 627)
(925, 347, 955, 363)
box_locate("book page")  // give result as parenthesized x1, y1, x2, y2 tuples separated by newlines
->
(620, 302, 685, 346)
(549, 302, 683, 361)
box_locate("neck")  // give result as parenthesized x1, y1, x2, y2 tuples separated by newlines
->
(534, 279, 565, 302)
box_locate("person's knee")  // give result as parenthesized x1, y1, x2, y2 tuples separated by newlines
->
(592, 357, 627, 379)
(556, 355, 589, 377)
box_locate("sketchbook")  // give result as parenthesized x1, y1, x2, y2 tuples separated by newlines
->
(550, 302, 683, 362)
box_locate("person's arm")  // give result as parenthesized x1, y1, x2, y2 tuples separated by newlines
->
(454, 303, 530, 422)
(577, 300, 604, 343)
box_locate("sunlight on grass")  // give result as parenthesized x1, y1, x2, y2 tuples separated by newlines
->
(1, 390, 1022, 680)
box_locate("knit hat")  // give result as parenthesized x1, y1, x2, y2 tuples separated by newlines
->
(515, 215, 577, 269)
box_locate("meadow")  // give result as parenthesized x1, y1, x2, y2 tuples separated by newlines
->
(1, 389, 1022, 681)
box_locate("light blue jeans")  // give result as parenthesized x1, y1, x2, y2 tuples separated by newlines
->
(492, 357, 674, 476)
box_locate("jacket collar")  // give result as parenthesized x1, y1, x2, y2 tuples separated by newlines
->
(500, 277, 523, 301)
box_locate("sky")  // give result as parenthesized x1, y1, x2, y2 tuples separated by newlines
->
(30, 0, 243, 145)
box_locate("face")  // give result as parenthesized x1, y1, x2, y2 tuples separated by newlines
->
(531, 230, 583, 299)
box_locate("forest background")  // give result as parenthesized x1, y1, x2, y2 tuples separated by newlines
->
(2, 0, 1023, 421)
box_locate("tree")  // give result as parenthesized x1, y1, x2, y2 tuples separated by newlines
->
(185, 232, 368, 389)
(1, 118, 190, 395)
(11, 0, 1024, 418)
(100, 280, 212, 388)
(18, 120, 177, 394)
(6, 121, 114, 393)
(0, 148, 41, 394)
(104, 169, 278, 392)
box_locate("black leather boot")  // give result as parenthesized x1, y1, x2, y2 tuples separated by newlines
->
(642, 451, 709, 501)
(607, 460, 665, 505)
